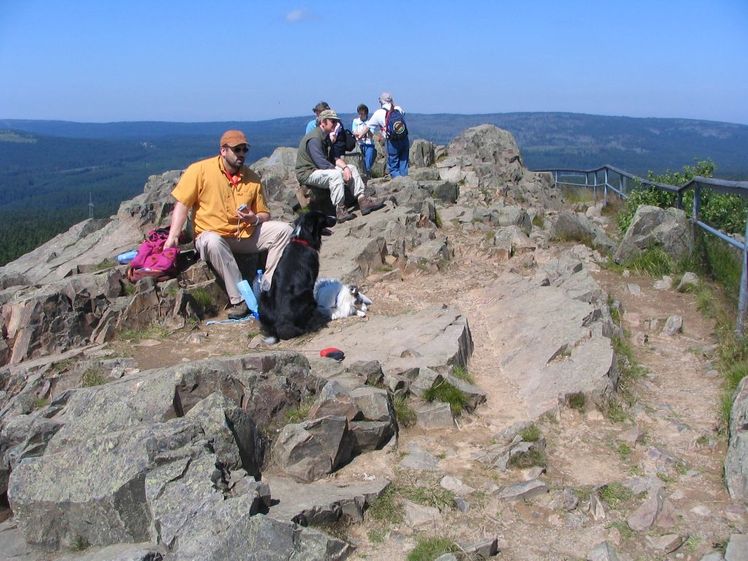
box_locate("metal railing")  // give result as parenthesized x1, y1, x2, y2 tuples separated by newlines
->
(533, 165, 748, 334)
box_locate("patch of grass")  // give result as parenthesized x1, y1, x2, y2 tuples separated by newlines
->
(434, 210, 443, 229)
(608, 299, 621, 326)
(451, 365, 474, 384)
(713, 317, 748, 430)
(398, 483, 455, 512)
(95, 258, 116, 271)
(123, 282, 136, 296)
(406, 536, 459, 561)
(81, 367, 106, 387)
(32, 397, 49, 410)
(284, 396, 315, 424)
(423, 380, 469, 416)
(607, 520, 634, 540)
(612, 334, 647, 404)
(519, 424, 541, 442)
(598, 482, 633, 507)
(567, 392, 586, 411)
(507, 447, 547, 469)
(367, 528, 387, 544)
(656, 471, 676, 483)
(561, 186, 595, 205)
(532, 213, 545, 228)
(617, 442, 632, 460)
(604, 399, 629, 424)
(50, 358, 76, 373)
(117, 325, 170, 342)
(71, 535, 90, 551)
(622, 246, 673, 277)
(190, 287, 214, 309)
(367, 485, 403, 525)
(393, 395, 417, 428)
(683, 535, 700, 552)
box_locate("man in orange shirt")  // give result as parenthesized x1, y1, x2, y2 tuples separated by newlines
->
(165, 130, 292, 319)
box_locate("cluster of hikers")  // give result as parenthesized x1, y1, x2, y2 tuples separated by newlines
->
(159, 91, 409, 319)
(296, 91, 409, 223)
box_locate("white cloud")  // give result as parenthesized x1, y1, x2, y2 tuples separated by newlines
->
(285, 9, 312, 23)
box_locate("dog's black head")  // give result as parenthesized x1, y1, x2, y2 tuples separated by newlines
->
(291, 210, 337, 251)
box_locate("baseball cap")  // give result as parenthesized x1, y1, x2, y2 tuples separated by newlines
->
(220, 130, 249, 147)
(318, 109, 340, 121)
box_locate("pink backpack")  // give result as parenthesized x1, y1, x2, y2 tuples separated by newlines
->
(126, 228, 180, 283)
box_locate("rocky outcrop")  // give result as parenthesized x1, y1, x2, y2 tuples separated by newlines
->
(480, 255, 617, 418)
(436, 125, 561, 210)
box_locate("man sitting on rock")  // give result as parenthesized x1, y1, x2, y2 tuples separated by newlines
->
(164, 130, 292, 319)
(295, 109, 384, 223)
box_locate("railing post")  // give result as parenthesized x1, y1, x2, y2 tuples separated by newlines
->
(692, 183, 701, 223)
(738, 216, 748, 336)
(604, 168, 609, 207)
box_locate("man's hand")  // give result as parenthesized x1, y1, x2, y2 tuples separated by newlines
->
(237, 207, 258, 224)
(164, 235, 179, 249)
(342, 166, 352, 182)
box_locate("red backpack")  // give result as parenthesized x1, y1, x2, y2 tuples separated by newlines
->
(126, 228, 180, 282)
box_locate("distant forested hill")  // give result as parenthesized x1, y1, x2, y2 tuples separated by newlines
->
(1, 112, 747, 265)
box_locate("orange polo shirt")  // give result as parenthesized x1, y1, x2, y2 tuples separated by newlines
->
(171, 155, 270, 239)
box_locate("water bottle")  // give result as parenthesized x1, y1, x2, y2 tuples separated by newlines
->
(252, 269, 264, 301)
(236, 280, 258, 316)
(117, 249, 138, 264)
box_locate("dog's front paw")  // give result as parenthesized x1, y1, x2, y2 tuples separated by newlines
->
(263, 336, 279, 345)
(356, 310, 367, 317)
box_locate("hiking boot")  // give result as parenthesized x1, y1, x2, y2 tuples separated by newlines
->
(227, 301, 250, 320)
(358, 196, 385, 216)
(336, 203, 355, 223)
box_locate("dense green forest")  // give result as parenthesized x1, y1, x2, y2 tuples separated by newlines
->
(2, 112, 747, 265)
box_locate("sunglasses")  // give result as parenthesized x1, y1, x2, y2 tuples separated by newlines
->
(226, 145, 249, 154)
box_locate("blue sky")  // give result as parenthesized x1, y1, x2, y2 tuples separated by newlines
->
(1, 0, 747, 124)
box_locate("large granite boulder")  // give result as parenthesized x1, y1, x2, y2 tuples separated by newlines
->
(614, 205, 694, 263)
(726, 375, 748, 502)
(6, 353, 321, 551)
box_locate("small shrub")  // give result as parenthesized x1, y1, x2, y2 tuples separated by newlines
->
(567, 392, 586, 411)
(532, 213, 545, 228)
(519, 424, 541, 442)
(423, 381, 469, 416)
(393, 395, 417, 428)
(81, 367, 106, 387)
(507, 447, 547, 469)
(407, 536, 459, 561)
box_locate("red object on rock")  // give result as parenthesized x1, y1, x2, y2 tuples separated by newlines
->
(320, 347, 345, 361)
